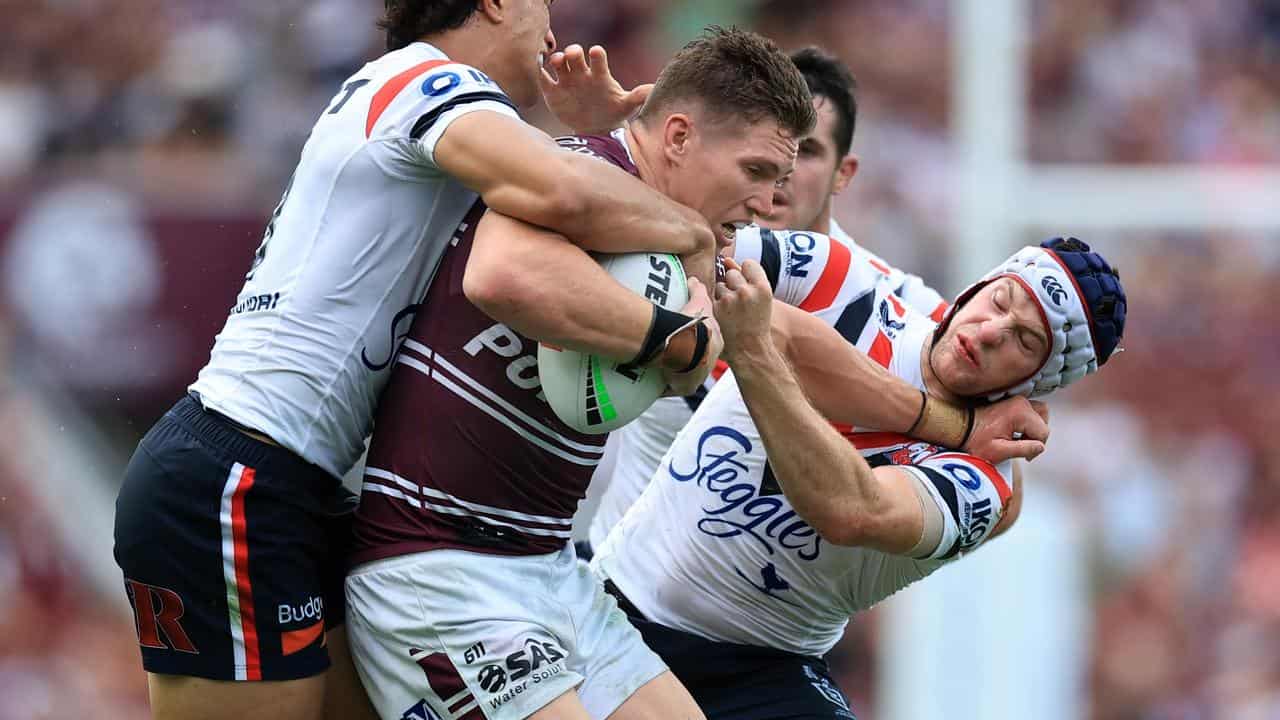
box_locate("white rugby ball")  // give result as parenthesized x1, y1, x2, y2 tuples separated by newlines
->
(538, 252, 689, 435)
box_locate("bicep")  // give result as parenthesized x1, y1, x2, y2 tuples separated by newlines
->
(854, 466, 928, 555)
(432, 111, 567, 204)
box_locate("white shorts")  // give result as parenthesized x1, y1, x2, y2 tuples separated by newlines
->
(345, 545, 668, 720)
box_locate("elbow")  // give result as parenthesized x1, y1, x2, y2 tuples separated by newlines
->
(463, 257, 535, 321)
(816, 508, 877, 548)
(536, 157, 592, 227)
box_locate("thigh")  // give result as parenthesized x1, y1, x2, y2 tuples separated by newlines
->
(604, 671, 704, 720)
(322, 626, 380, 720)
(147, 673, 325, 720)
(565, 559, 669, 720)
(114, 410, 343, 683)
(344, 551, 584, 720)
(526, 689, 592, 720)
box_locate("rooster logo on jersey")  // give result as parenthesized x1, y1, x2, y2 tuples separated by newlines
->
(878, 297, 908, 338)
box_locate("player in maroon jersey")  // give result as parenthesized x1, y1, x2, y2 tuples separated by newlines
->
(344, 26, 1052, 720)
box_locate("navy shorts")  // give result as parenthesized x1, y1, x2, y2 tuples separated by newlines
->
(606, 582, 857, 720)
(114, 394, 356, 681)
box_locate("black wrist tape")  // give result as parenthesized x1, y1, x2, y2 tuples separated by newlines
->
(626, 305, 699, 368)
(674, 320, 710, 374)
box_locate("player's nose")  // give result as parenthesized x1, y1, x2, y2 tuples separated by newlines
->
(745, 188, 775, 219)
(976, 319, 1004, 346)
(545, 29, 557, 54)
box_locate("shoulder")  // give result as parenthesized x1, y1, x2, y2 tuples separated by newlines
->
(553, 134, 638, 175)
(364, 52, 517, 141)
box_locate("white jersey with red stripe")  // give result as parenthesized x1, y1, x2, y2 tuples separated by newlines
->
(190, 42, 519, 479)
(592, 287, 1013, 656)
(828, 219, 948, 322)
(586, 225, 947, 548)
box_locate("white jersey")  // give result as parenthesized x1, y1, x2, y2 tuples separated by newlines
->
(828, 219, 947, 323)
(592, 284, 1014, 656)
(586, 225, 947, 548)
(191, 42, 520, 479)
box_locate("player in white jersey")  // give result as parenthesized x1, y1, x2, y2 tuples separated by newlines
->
(593, 238, 1128, 719)
(586, 48, 945, 552)
(342, 27, 1050, 720)
(113, 2, 727, 720)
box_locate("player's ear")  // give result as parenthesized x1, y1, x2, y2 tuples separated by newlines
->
(832, 154, 859, 195)
(663, 114, 693, 166)
(478, 0, 505, 24)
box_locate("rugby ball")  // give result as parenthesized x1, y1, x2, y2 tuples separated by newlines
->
(538, 252, 689, 434)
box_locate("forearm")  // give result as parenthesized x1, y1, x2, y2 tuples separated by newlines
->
(773, 303, 971, 447)
(729, 338, 885, 541)
(466, 211, 701, 365)
(435, 113, 711, 259)
(553, 153, 713, 258)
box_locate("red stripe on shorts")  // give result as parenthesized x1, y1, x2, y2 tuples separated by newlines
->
(231, 466, 262, 680)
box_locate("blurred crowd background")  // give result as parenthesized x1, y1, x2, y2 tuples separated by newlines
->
(2, 0, 1279, 718)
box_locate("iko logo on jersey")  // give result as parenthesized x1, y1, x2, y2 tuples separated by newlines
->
(959, 497, 995, 551)
(668, 426, 822, 562)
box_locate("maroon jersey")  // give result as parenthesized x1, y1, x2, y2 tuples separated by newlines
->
(350, 132, 642, 561)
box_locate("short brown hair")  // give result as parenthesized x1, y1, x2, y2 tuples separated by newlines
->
(637, 27, 816, 138)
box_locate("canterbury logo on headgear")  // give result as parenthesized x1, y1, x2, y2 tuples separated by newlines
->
(934, 237, 1127, 400)
(1040, 276, 1067, 307)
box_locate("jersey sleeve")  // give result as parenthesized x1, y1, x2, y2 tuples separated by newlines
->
(832, 222, 949, 321)
(901, 454, 1013, 561)
(364, 61, 520, 170)
(732, 227, 884, 313)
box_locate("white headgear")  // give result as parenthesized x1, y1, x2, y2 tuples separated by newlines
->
(933, 239, 1126, 400)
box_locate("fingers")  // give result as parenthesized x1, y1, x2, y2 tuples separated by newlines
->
(565, 44, 590, 75)
(625, 83, 654, 108)
(739, 259, 768, 289)
(545, 51, 567, 78)
(538, 64, 558, 90)
(996, 439, 1046, 462)
(1030, 400, 1050, 424)
(589, 45, 609, 76)
(1019, 410, 1050, 444)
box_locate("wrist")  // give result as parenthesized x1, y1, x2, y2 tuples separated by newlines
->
(658, 321, 709, 373)
(724, 334, 779, 379)
(911, 395, 974, 449)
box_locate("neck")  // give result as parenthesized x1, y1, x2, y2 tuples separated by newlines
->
(623, 122, 673, 197)
(919, 336, 962, 404)
(809, 204, 833, 235)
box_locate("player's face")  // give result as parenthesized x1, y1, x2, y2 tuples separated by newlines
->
(930, 278, 1052, 396)
(502, 0, 557, 108)
(760, 97, 843, 232)
(669, 116, 798, 250)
